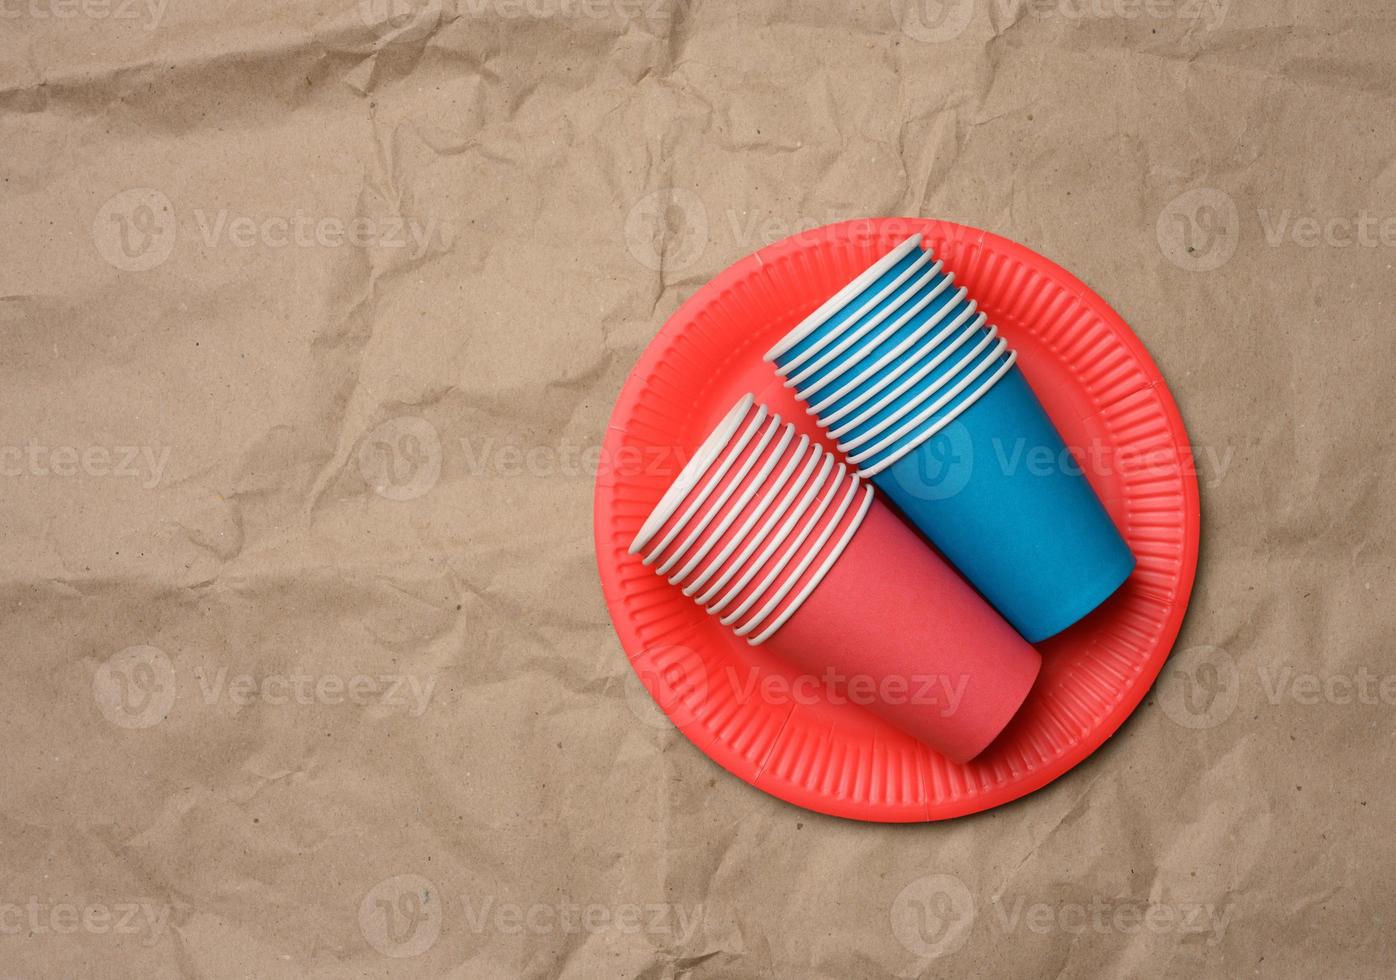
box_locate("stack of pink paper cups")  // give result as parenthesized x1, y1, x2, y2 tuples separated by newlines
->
(630, 394, 1042, 763)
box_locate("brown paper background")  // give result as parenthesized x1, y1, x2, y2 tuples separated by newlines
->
(1, 0, 1393, 976)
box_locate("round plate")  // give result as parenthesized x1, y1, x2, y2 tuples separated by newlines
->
(594, 219, 1200, 822)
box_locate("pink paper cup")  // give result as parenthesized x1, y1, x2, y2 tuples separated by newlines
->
(765, 500, 1041, 763)
(630, 395, 1042, 763)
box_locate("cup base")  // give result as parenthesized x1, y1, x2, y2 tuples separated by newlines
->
(1019, 546, 1136, 643)
(873, 366, 1137, 642)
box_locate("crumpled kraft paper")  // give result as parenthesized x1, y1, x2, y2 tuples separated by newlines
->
(0, 0, 1392, 976)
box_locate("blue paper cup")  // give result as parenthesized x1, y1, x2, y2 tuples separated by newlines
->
(765, 235, 1135, 642)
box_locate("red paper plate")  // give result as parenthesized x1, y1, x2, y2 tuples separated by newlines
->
(594, 219, 1200, 822)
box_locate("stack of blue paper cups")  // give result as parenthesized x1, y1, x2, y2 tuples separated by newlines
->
(764, 234, 1136, 642)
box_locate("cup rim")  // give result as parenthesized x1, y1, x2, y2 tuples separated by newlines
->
(792, 272, 966, 407)
(857, 349, 1018, 478)
(846, 333, 1007, 462)
(733, 472, 864, 639)
(782, 254, 942, 391)
(628, 393, 754, 555)
(762, 234, 923, 362)
(746, 483, 874, 646)
(717, 458, 847, 627)
(811, 293, 977, 423)
(778, 249, 936, 384)
(683, 433, 812, 599)
(833, 316, 995, 448)
(667, 421, 796, 585)
(705, 451, 836, 615)
(657, 412, 786, 578)
(642, 402, 769, 565)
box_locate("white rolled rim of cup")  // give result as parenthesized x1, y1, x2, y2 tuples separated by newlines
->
(704, 450, 834, 615)
(718, 459, 848, 627)
(747, 483, 875, 646)
(780, 252, 939, 389)
(792, 269, 956, 401)
(734, 471, 863, 639)
(784, 264, 949, 399)
(667, 420, 796, 586)
(845, 335, 1009, 464)
(839, 327, 1002, 455)
(706, 451, 835, 616)
(656, 411, 783, 577)
(856, 348, 1019, 479)
(629, 394, 756, 558)
(825, 309, 989, 443)
(809, 285, 975, 421)
(763, 234, 924, 363)
(683, 433, 811, 598)
(642, 401, 768, 566)
(776, 247, 933, 381)
(693, 440, 824, 606)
